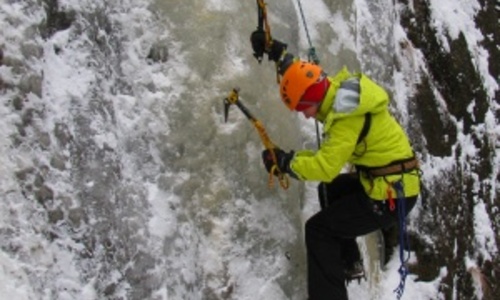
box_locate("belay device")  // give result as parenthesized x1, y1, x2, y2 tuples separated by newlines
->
(223, 88, 289, 190)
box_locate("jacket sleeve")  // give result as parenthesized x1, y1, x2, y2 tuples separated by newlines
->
(289, 115, 365, 181)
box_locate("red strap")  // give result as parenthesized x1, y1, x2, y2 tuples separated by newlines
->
(387, 186, 396, 211)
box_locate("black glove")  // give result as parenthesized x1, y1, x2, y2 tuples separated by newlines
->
(250, 29, 267, 61)
(267, 39, 287, 62)
(262, 148, 295, 177)
(250, 30, 287, 63)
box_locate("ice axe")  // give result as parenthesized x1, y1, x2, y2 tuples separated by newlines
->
(223, 88, 289, 190)
(252, 0, 273, 63)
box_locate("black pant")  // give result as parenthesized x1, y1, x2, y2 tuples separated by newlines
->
(307, 174, 417, 300)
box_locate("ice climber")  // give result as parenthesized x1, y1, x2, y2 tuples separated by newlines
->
(250, 32, 421, 300)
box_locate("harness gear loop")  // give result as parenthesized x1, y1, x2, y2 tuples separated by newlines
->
(223, 88, 289, 190)
(296, 0, 320, 64)
(356, 156, 419, 178)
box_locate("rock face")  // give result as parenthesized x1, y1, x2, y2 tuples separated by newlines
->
(397, 0, 499, 299)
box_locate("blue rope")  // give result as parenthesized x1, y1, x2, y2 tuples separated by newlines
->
(296, 0, 320, 64)
(393, 181, 410, 299)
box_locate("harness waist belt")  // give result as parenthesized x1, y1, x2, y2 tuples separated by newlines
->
(357, 157, 419, 177)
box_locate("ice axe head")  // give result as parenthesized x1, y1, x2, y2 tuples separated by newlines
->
(223, 87, 240, 123)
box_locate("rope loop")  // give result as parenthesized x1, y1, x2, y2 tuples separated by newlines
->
(269, 164, 289, 190)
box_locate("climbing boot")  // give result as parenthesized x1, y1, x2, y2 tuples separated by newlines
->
(344, 260, 365, 284)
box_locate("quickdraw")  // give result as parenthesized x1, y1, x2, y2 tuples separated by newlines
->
(224, 88, 289, 190)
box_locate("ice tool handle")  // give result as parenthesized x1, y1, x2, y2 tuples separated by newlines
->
(223, 88, 289, 190)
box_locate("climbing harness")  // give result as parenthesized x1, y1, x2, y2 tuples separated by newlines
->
(356, 156, 419, 178)
(296, 0, 320, 64)
(223, 88, 290, 190)
(356, 157, 419, 299)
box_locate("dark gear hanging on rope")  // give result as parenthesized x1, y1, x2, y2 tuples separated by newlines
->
(251, 0, 274, 62)
(250, 0, 291, 83)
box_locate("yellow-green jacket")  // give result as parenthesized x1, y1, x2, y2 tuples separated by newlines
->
(290, 67, 420, 200)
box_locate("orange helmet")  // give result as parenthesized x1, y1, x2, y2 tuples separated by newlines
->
(279, 61, 324, 110)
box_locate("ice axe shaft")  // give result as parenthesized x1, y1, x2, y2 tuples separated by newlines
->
(223, 88, 289, 190)
(224, 88, 275, 150)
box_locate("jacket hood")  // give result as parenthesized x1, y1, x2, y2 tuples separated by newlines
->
(315, 67, 390, 123)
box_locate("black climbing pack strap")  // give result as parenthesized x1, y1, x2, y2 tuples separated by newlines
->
(356, 113, 371, 145)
